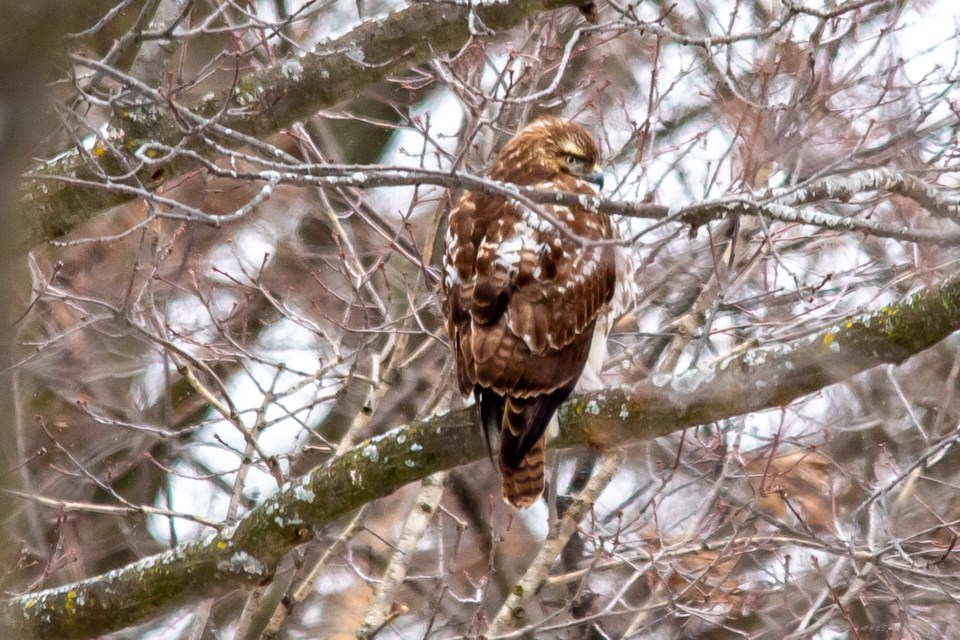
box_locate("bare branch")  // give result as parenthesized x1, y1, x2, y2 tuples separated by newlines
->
(487, 451, 623, 636)
(357, 471, 448, 637)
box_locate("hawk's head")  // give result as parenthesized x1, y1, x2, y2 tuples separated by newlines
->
(489, 117, 604, 189)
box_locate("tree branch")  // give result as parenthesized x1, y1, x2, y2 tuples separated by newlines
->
(5, 270, 960, 638)
(487, 451, 623, 636)
(357, 471, 449, 637)
(19, 0, 584, 251)
(46, 150, 960, 247)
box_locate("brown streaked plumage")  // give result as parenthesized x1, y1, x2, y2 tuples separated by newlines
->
(442, 118, 622, 508)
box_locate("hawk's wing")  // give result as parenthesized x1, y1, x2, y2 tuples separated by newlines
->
(443, 178, 617, 504)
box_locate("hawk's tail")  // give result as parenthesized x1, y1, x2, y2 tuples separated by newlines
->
(500, 435, 545, 509)
(499, 394, 560, 509)
(478, 388, 572, 509)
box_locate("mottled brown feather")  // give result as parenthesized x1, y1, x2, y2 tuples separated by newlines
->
(443, 118, 618, 508)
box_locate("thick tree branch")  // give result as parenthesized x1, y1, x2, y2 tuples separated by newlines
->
(5, 271, 960, 638)
(19, 0, 583, 251)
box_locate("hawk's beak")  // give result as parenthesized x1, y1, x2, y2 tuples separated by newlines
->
(586, 166, 605, 190)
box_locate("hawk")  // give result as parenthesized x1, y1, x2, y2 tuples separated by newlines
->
(443, 118, 627, 508)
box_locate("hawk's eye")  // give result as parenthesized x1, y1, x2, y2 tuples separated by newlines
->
(564, 154, 587, 171)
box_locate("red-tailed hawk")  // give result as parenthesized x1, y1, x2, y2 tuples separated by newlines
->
(443, 118, 627, 508)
